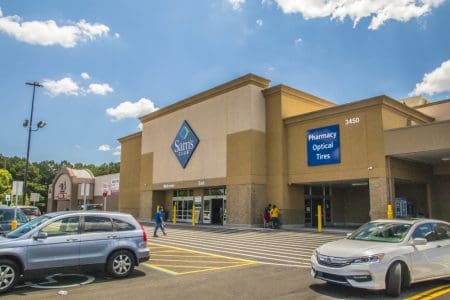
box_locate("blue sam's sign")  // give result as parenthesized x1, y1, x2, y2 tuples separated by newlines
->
(171, 121, 200, 168)
(307, 124, 340, 166)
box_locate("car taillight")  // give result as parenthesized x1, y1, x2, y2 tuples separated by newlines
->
(138, 222, 147, 243)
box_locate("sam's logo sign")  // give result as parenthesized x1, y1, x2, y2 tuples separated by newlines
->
(171, 121, 200, 168)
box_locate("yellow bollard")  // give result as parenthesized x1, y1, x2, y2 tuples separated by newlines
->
(172, 203, 177, 224)
(317, 205, 322, 233)
(11, 219, 17, 231)
(387, 204, 394, 220)
(192, 204, 195, 226)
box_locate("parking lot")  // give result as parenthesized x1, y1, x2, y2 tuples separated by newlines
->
(2, 226, 450, 299)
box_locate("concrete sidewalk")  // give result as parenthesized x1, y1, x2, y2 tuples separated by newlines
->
(138, 219, 354, 234)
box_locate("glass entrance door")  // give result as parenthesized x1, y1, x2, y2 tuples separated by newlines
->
(172, 198, 193, 223)
(305, 185, 332, 227)
(203, 199, 211, 224)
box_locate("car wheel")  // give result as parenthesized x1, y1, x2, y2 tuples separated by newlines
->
(107, 250, 135, 278)
(0, 259, 19, 294)
(386, 261, 402, 297)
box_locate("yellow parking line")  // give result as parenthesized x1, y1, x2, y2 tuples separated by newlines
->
(150, 249, 183, 254)
(149, 243, 255, 263)
(150, 265, 217, 269)
(177, 262, 256, 275)
(405, 284, 450, 300)
(150, 259, 249, 263)
(143, 263, 179, 275)
(150, 254, 215, 258)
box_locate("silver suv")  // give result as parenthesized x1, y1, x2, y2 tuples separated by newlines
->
(0, 211, 150, 293)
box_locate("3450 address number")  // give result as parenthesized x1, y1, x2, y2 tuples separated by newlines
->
(345, 117, 360, 126)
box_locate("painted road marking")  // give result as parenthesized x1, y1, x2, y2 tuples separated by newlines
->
(406, 284, 450, 300)
(144, 243, 256, 275)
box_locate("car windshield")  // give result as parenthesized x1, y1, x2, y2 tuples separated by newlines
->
(5, 215, 53, 239)
(21, 208, 37, 215)
(348, 222, 412, 243)
(0, 209, 15, 222)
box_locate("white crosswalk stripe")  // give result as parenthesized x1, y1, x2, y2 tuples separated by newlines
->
(147, 227, 345, 268)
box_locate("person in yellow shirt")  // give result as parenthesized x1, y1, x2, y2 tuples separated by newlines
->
(270, 205, 280, 229)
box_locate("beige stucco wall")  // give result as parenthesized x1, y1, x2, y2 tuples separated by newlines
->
(416, 100, 450, 121)
(432, 175, 450, 222)
(142, 84, 266, 185)
(264, 86, 334, 220)
(385, 120, 450, 155)
(286, 106, 386, 183)
(118, 133, 142, 216)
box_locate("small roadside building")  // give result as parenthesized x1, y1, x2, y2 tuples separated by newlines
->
(47, 167, 119, 212)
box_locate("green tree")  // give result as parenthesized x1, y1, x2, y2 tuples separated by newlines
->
(0, 168, 13, 200)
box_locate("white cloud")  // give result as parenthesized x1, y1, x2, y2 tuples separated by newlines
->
(113, 145, 121, 156)
(273, 0, 445, 30)
(106, 98, 159, 121)
(42, 77, 80, 96)
(0, 7, 110, 47)
(261, 0, 274, 6)
(295, 37, 303, 45)
(138, 123, 143, 131)
(114, 32, 120, 38)
(88, 83, 113, 95)
(410, 59, 450, 96)
(81, 72, 90, 80)
(228, 0, 245, 10)
(256, 19, 263, 27)
(98, 144, 111, 151)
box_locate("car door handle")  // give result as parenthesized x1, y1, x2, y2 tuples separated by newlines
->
(436, 245, 442, 248)
(66, 238, 79, 242)
(108, 235, 118, 239)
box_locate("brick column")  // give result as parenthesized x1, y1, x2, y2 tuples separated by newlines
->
(369, 177, 389, 220)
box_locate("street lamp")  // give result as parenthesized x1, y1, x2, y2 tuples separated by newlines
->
(23, 81, 45, 203)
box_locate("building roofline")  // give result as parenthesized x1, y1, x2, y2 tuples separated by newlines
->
(140, 73, 270, 123)
(263, 84, 336, 107)
(284, 95, 434, 125)
(414, 98, 450, 109)
(118, 131, 142, 143)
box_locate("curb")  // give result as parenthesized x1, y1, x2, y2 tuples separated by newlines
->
(138, 219, 353, 235)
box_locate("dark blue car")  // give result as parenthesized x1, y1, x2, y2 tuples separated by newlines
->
(0, 207, 28, 234)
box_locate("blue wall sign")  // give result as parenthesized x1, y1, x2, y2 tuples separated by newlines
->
(171, 121, 200, 168)
(307, 124, 341, 166)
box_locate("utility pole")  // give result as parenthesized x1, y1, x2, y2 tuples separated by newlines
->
(23, 82, 44, 202)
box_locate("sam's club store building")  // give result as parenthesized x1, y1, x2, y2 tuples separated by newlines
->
(118, 74, 450, 227)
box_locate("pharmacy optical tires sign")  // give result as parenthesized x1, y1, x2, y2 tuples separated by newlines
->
(307, 124, 340, 166)
(171, 121, 200, 168)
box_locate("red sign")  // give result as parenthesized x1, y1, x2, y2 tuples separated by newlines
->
(102, 191, 108, 198)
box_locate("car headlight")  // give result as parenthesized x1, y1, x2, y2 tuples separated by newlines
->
(351, 253, 384, 264)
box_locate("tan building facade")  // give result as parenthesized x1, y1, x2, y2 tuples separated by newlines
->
(118, 74, 450, 227)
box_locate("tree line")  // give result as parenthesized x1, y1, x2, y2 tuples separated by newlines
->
(0, 154, 120, 207)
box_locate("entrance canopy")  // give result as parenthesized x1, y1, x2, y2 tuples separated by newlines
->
(385, 120, 450, 168)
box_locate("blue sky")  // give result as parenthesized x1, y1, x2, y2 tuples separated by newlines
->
(1, 0, 449, 164)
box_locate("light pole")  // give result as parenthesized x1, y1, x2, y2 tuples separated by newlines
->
(23, 81, 46, 203)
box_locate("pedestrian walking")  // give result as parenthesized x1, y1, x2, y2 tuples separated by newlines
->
(153, 207, 167, 237)
(263, 204, 271, 228)
(270, 204, 280, 229)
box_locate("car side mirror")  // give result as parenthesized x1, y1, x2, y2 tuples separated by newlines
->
(33, 232, 48, 240)
(346, 232, 352, 238)
(411, 238, 427, 246)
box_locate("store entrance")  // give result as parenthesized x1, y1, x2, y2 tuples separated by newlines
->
(211, 198, 224, 225)
(304, 185, 331, 228)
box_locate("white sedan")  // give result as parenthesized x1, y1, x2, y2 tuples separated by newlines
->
(311, 219, 450, 297)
